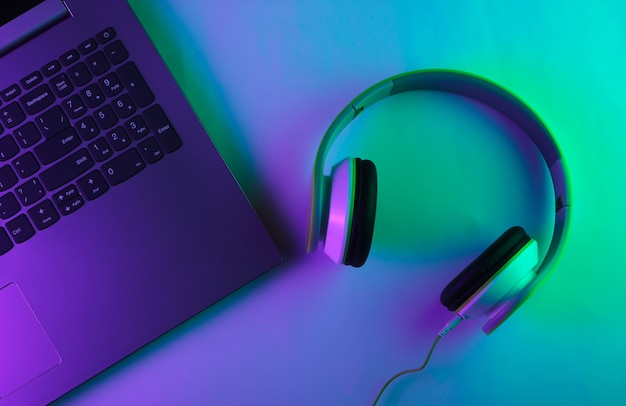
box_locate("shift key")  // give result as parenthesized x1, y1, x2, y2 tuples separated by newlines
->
(40, 148, 94, 191)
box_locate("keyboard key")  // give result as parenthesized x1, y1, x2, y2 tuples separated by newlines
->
(77, 170, 108, 200)
(0, 228, 13, 255)
(12, 152, 40, 179)
(78, 38, 98, 55)
(40, 148, 94, 191)
(15, 178, 45, 206)
(54, 185, 84, 216)
(117, 62, 154, 107)
(106, 126, 131, 151)
(100, 72, 124, 97)
(50, 73, 74, 98)
(20, 84, 55, 115)
(94, 105, 118, 130)
(0, 165, 18, 192)
(28, 199, 59, 230)
(0, 102, 26, 129)
(0, 135, 19, 161)
(53, 184, 80, 205)
(96, 27, 116, 44)
(14, 122, 42, 148)
(98, 72, 124, 97)
(86, 51, 111, 76)
(6, 214, 35, 244)
(125, 115, 150, 140)
(60, 49, 80, 66)
(62, 94, 87, 119)
(36, 106, 70, 139)
(68, 62, 92, 87)
(143, 105, 182, 152)
(81, 83, 105, 108)
(42, 60, 62, 77)
(20, 71, 44, 90)
(104, 40, 128, 65)
(0, 193, 20, 220)
(138, 137, 164, 164)
(75, 116, 100, 140)
(88, 137, 113, 162)
(34, 127, 80, 165)
(102, 148, 145, 186)
(1, 84, 20, 102)
(112, 94, 136, 118)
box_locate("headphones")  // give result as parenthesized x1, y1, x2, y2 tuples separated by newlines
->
(307, 70, 571, 334)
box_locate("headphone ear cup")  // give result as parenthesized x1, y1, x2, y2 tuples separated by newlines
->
(344, 158, 377, 267)
(440, 226, 531, 312)
(323, 158, 377, 267)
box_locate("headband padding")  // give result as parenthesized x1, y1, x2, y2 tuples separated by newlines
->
(344, 159, 377, 267)
(440, 226, 530, 312)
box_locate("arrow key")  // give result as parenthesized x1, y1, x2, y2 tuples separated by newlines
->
(27, 199, 59, 230)
(52, 185, 84, 215)
(77, 170, 109, 201)
(52, 184, 79, 205)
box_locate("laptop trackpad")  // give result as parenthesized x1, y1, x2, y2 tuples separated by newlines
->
(0, 283, 61, 399)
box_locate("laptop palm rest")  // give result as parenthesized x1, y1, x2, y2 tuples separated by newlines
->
(0, 283, 61, 399)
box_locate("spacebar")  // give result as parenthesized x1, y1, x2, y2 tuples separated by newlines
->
(40, 148, 94, 191)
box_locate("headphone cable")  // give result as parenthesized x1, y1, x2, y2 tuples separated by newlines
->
(372, 316, 463, 406)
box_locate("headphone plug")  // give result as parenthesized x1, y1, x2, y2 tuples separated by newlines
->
(439, 315, 464, 337)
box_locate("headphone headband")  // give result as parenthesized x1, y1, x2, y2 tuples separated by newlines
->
(308, 69, 572, 333)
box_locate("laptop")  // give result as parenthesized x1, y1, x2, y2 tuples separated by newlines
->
(0, 1, 282, 404)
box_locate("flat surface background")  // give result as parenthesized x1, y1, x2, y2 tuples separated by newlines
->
(57, 1, 624, 405)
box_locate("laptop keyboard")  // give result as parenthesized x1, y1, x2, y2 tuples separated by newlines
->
(0, 27, 182, 255)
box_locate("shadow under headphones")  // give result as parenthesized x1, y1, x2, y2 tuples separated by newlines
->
(307, 70, 572, 334)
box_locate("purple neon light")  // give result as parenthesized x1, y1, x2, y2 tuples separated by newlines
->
(323, 158, 355, 264)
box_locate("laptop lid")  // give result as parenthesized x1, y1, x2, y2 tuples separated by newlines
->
(0, 1, 282, 404)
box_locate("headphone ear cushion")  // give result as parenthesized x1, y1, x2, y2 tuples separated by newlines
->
(440, 226, 530, 312)
(344, 158, 377, 267)
(323, 158, 377, 266)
